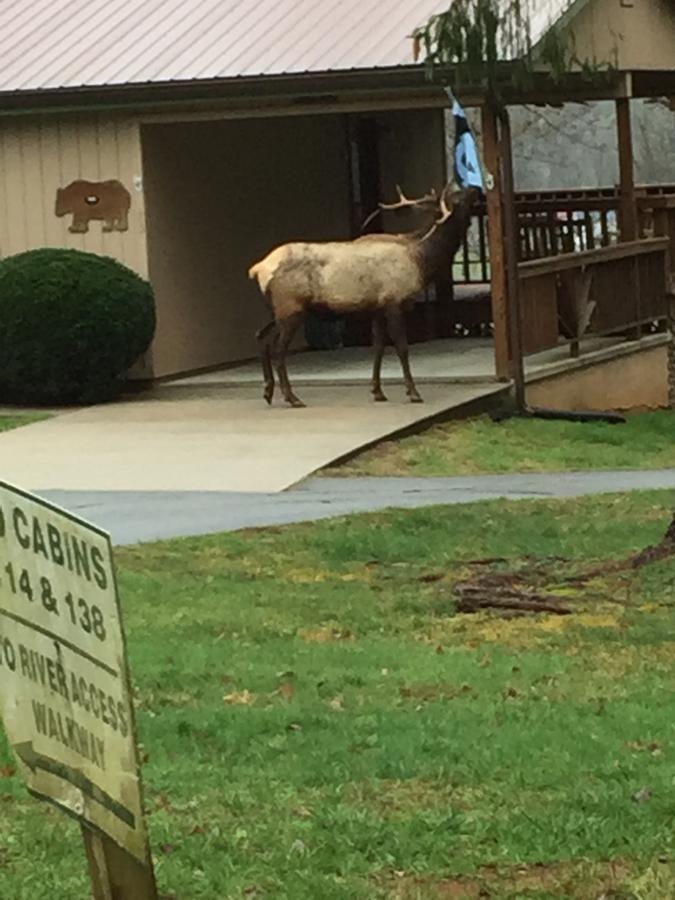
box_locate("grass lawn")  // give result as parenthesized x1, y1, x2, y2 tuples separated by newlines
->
(325, 410, 675, 478)
(0, 413, 50, 433)
(2, 491, 675, 898)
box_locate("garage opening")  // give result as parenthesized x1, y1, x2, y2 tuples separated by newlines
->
(141, 107, 491, 381)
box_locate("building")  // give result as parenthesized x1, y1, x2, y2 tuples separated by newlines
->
(0, 0, 673, 403)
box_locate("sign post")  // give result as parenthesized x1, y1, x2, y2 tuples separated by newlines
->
(0, 481, 157, 898)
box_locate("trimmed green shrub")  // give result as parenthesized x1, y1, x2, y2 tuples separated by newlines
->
(0, 248, 155, 405)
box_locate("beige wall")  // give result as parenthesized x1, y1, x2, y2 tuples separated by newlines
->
(566, 0, 675, 71)
(526, 344, 669, 411)
(0, 114, 146, 270)
(142, 115, 352, 378)
(377, 108, 447, 233)
(0, 113, 151, 374)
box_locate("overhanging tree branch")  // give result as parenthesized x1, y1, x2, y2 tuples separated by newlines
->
(412, 0, 616, 117)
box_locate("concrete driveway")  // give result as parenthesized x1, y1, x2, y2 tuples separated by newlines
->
(0, 381, 504, 493)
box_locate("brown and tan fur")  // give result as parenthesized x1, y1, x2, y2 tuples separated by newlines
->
(55, 179, 131, 233)
(248, 184, 480, 408)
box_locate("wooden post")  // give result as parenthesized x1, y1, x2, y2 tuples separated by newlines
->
(669, 291, 675, 410)
(650, 201, 675, 288)
(435, 102, 454, 339)
(666, 245, 675, 409)
(499, 107, 527, 412)
(481, 102, 510, 380)
(82, 827, 158, 900)
(434, 271, 454, 338)
(616, 98, 638, 242)
(616, 97, 642, 338)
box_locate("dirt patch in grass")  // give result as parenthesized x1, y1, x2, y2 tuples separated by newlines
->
(298, 625, 357, 643)
(382, 859, 634, 899)
(345, 779, 460, 817)
(398, 682, 477, 704)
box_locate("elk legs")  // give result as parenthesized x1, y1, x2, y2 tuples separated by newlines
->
(256, 320, 278, 404)
(371, 312, 388, 402)
(273, 313, 306, 408)
(385, 306, 423, 403)
(259, 307, 421, 407)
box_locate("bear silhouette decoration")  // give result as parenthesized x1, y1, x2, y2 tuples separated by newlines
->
(55, 179, 131, 233)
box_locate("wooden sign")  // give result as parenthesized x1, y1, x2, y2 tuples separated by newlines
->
(55, 179, 131, 233)
(0, 481, 157, 898)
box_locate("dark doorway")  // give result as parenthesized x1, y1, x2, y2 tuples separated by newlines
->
(348, 114, 383, 235)
(305, 114, 384, 350)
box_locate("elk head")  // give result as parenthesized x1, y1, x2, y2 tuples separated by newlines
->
(411, 183, 482, 279)
(429, 183, 482, 231)
(362, 182, 481, 236)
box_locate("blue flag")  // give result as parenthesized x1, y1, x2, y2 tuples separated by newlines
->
(448, 92, 484, 191)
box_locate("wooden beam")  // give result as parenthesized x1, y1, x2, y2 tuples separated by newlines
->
(435, 104, 454, 337)
(499, 108, 526, 412)
(616, 97, 642, 340)
(481, 102, 510, 380)
(82, 827, 159, 900)
(519, 238, 669, 279)
(616, 98, 638, 241)
(669, 291, 675, 409)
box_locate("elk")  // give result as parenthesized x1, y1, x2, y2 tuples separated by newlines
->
(248, 183, 480, 408)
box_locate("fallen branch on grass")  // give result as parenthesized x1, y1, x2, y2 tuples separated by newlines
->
(630, 512, 675, 569)
(451, 514, 675, 617)
(455, 582, 572, 616)
(562, 512, 675, 583)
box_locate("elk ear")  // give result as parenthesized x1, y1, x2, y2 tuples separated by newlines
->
(440, 184, 456, 210)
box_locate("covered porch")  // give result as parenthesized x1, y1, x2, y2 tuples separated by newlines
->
(364, 67, 675, 411)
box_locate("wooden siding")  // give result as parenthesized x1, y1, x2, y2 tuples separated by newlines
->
(566, 0, 675, 72)
(0, 115, 147, 276)
(0, 113, 151, 376)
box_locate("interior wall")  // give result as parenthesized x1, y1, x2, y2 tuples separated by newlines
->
(376, 108, 447, 234)
(142, 115, 351, 378)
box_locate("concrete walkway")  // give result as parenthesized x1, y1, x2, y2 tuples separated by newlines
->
(2, 336, 664, 494)
(0, 382, 503, 493)
(40, 469, 675, 545)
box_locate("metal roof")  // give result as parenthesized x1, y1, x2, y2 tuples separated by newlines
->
(0, 0, 578, 95)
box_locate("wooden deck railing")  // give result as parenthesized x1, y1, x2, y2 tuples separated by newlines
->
(454, 185, 675, 286)
(516, 238, 670, 357)
(361, 186, 675, 353)
(639, 196, 675, 289)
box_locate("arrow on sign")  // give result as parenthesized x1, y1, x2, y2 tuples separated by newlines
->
(13, 742, 136, 828)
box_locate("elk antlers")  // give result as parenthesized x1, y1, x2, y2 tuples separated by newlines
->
(378, 184, 438, 211)
(417, 190, 456, 242)
(436, 191, 454, 224)
(360, 185, 439, 232)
